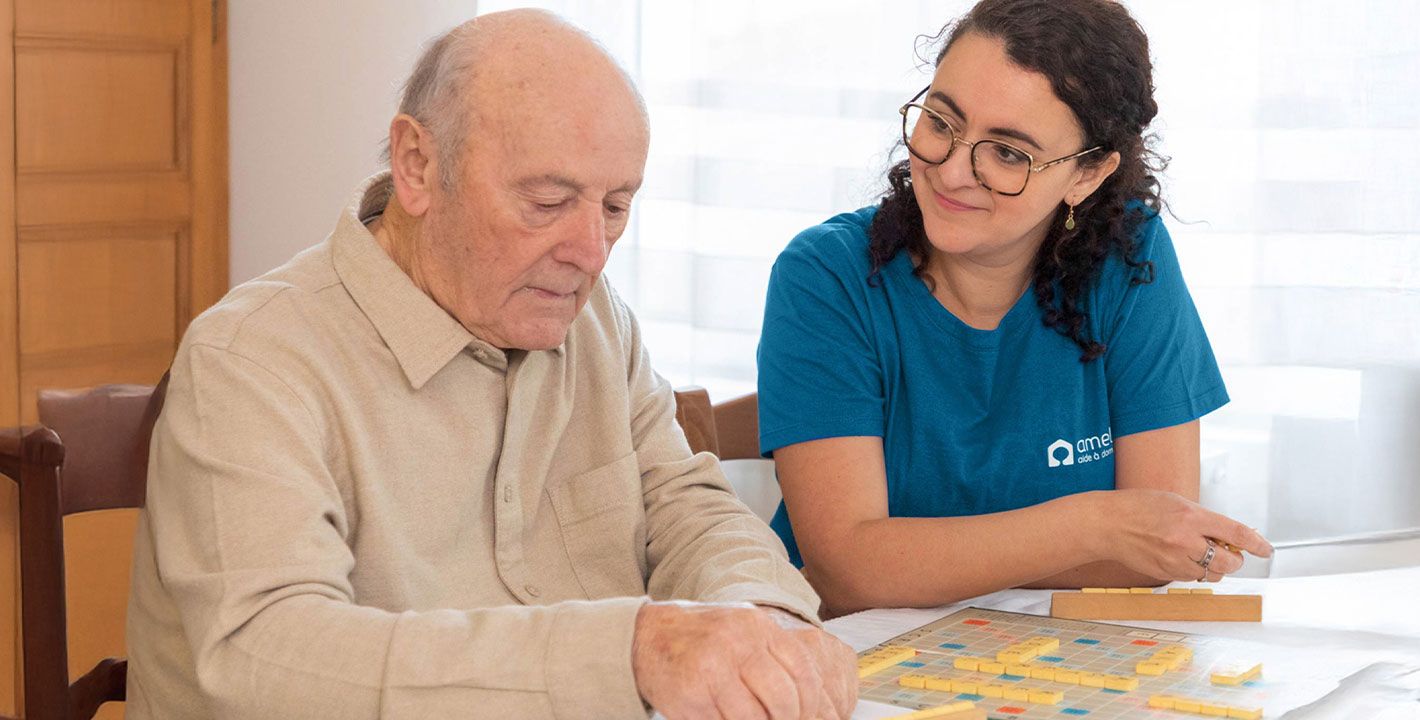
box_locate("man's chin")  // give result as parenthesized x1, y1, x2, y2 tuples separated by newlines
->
(502, 322, 574, 352)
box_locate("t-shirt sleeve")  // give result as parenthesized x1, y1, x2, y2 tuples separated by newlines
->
(757, 227, 884, 457)
(1102, 215, 1229, 437)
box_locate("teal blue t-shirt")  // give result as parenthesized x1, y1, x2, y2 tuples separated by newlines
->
(757, 206, 1228, 567)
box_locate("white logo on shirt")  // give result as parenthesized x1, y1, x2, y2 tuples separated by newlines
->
(1047, 428, 1113, 467)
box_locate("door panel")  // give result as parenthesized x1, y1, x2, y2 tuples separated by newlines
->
(15, 0, 190, 40)
(16, 44, 181, 173)
(19, 231, 179, 355)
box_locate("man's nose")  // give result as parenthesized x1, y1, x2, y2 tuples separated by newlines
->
(556, 201, 611, 275)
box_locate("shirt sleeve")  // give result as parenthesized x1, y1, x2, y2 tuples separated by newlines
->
(757, 227, 884, 456)
(608, 286, 823, 625)
(1101, 216, 1230, 437)
(146, 342, 649, 720)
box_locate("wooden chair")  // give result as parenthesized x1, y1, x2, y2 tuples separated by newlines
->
(0, 375, 169, 720)
(673, 388, 760, 460)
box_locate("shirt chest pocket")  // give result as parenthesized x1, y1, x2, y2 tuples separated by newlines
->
(546, 452, 648, 598)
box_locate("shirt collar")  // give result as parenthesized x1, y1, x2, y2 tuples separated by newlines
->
(332, 172, 519, 390)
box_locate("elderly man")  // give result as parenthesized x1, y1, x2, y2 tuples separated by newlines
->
(126, 9, 856, 720)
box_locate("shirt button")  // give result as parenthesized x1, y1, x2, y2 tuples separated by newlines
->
(525, 584, 541, 598)
(503, 485, 512, 503)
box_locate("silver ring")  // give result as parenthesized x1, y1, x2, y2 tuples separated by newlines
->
(1195, 540, 1217, 575)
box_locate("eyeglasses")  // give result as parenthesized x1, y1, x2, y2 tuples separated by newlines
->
(899, 86, 1102, 197)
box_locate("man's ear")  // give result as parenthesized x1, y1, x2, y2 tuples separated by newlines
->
(388, 114, 438, 217)
(1067, 150, 1121, 205)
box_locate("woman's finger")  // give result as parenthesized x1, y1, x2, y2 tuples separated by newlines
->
(1201, 515, 1273, 558)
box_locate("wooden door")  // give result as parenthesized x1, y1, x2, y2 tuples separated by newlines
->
(1, 0, 227, 716)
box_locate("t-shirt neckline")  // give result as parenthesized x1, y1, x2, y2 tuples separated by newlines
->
(887, 250, 1036, 350)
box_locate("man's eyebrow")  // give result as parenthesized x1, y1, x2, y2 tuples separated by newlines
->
(515, 174, 584, 193)
(928, 90, 1045, 152)
(516, 174, 643, 195)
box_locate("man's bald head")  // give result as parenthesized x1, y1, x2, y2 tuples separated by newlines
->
(388, 9, 647, 189)
(376, 9, 651, 351)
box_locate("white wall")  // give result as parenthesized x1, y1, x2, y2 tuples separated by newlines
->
(228, 1, 478, 285)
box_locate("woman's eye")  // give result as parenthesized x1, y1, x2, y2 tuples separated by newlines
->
(994, 145, 1028, 165)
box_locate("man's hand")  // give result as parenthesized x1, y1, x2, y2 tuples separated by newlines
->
(632, 601, 858, 720)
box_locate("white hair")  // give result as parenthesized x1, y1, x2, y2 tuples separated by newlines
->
(381, 22, 482, 190)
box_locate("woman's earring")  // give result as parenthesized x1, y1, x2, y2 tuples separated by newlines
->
(1065, 204, 1077, 231)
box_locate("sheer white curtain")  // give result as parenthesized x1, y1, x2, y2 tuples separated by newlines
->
(476, 1, 1420, 543)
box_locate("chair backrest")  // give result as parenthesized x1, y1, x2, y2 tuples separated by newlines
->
(0, 374, 169, 720)
(672, 388, 760, 460)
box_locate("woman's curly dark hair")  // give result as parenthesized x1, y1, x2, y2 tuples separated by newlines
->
(869, 0, 1167, 361)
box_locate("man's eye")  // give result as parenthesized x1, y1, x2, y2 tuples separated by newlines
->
(534, 199, 569, 211)
(605, 204, 629, 216)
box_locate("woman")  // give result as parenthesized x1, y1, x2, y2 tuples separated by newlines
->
(757, 0, 1271, 616)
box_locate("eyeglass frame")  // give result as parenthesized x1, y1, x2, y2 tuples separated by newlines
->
(898, 85, 1103, 197)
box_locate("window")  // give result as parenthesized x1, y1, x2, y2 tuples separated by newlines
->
(477, 0, 1420, 543)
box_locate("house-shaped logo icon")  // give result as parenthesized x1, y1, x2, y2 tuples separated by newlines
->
(1047, 439, 1074, 467)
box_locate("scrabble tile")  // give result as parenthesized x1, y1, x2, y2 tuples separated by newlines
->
(979, 684, 1005, 698)
(924, 677, 955, 692)
(1105, 588, 1130, 594)
(1029, 667, 1056, 681)
(1136, 660, 1168, 676)
(1211, 661, 1262, 686)
(1081, 587, 1107, 593)
(1192, 588, 1215, 595)
(899, 674, 928, 689)
(1201, 701, 1229, 716)
(1079, 673, 1106, 688)
(887, 701, 978, 719)
(1148, 695, 1177, 709)
(1227, 706, 1263, 719)
(1175, 698, 1202, 713)
(1053, 669, 1081, 684)
(1006, 664, 1033, 677)
(1105, 675, 1139, 691)
(1028, 689, 1064, 705)
(950, 679, 979, 695)
(1129, 587, 1154, 594)
(979, 662, 1006, 675)
(953, 656, 981, 672)
(858, 646, 918, 677)
(1004, 687, 1031, 702)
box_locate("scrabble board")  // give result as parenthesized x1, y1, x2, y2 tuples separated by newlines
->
(858, 607, 1284, 719)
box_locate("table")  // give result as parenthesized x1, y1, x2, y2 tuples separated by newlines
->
(827, 566, 1420, 719)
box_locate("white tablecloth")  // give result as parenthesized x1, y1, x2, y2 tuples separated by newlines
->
(826, 567, 1420, 719)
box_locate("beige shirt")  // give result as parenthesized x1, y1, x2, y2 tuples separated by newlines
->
(126, 173, 819, 719)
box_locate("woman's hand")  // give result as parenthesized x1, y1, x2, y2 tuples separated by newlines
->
(1089, 489, 1273, 582)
